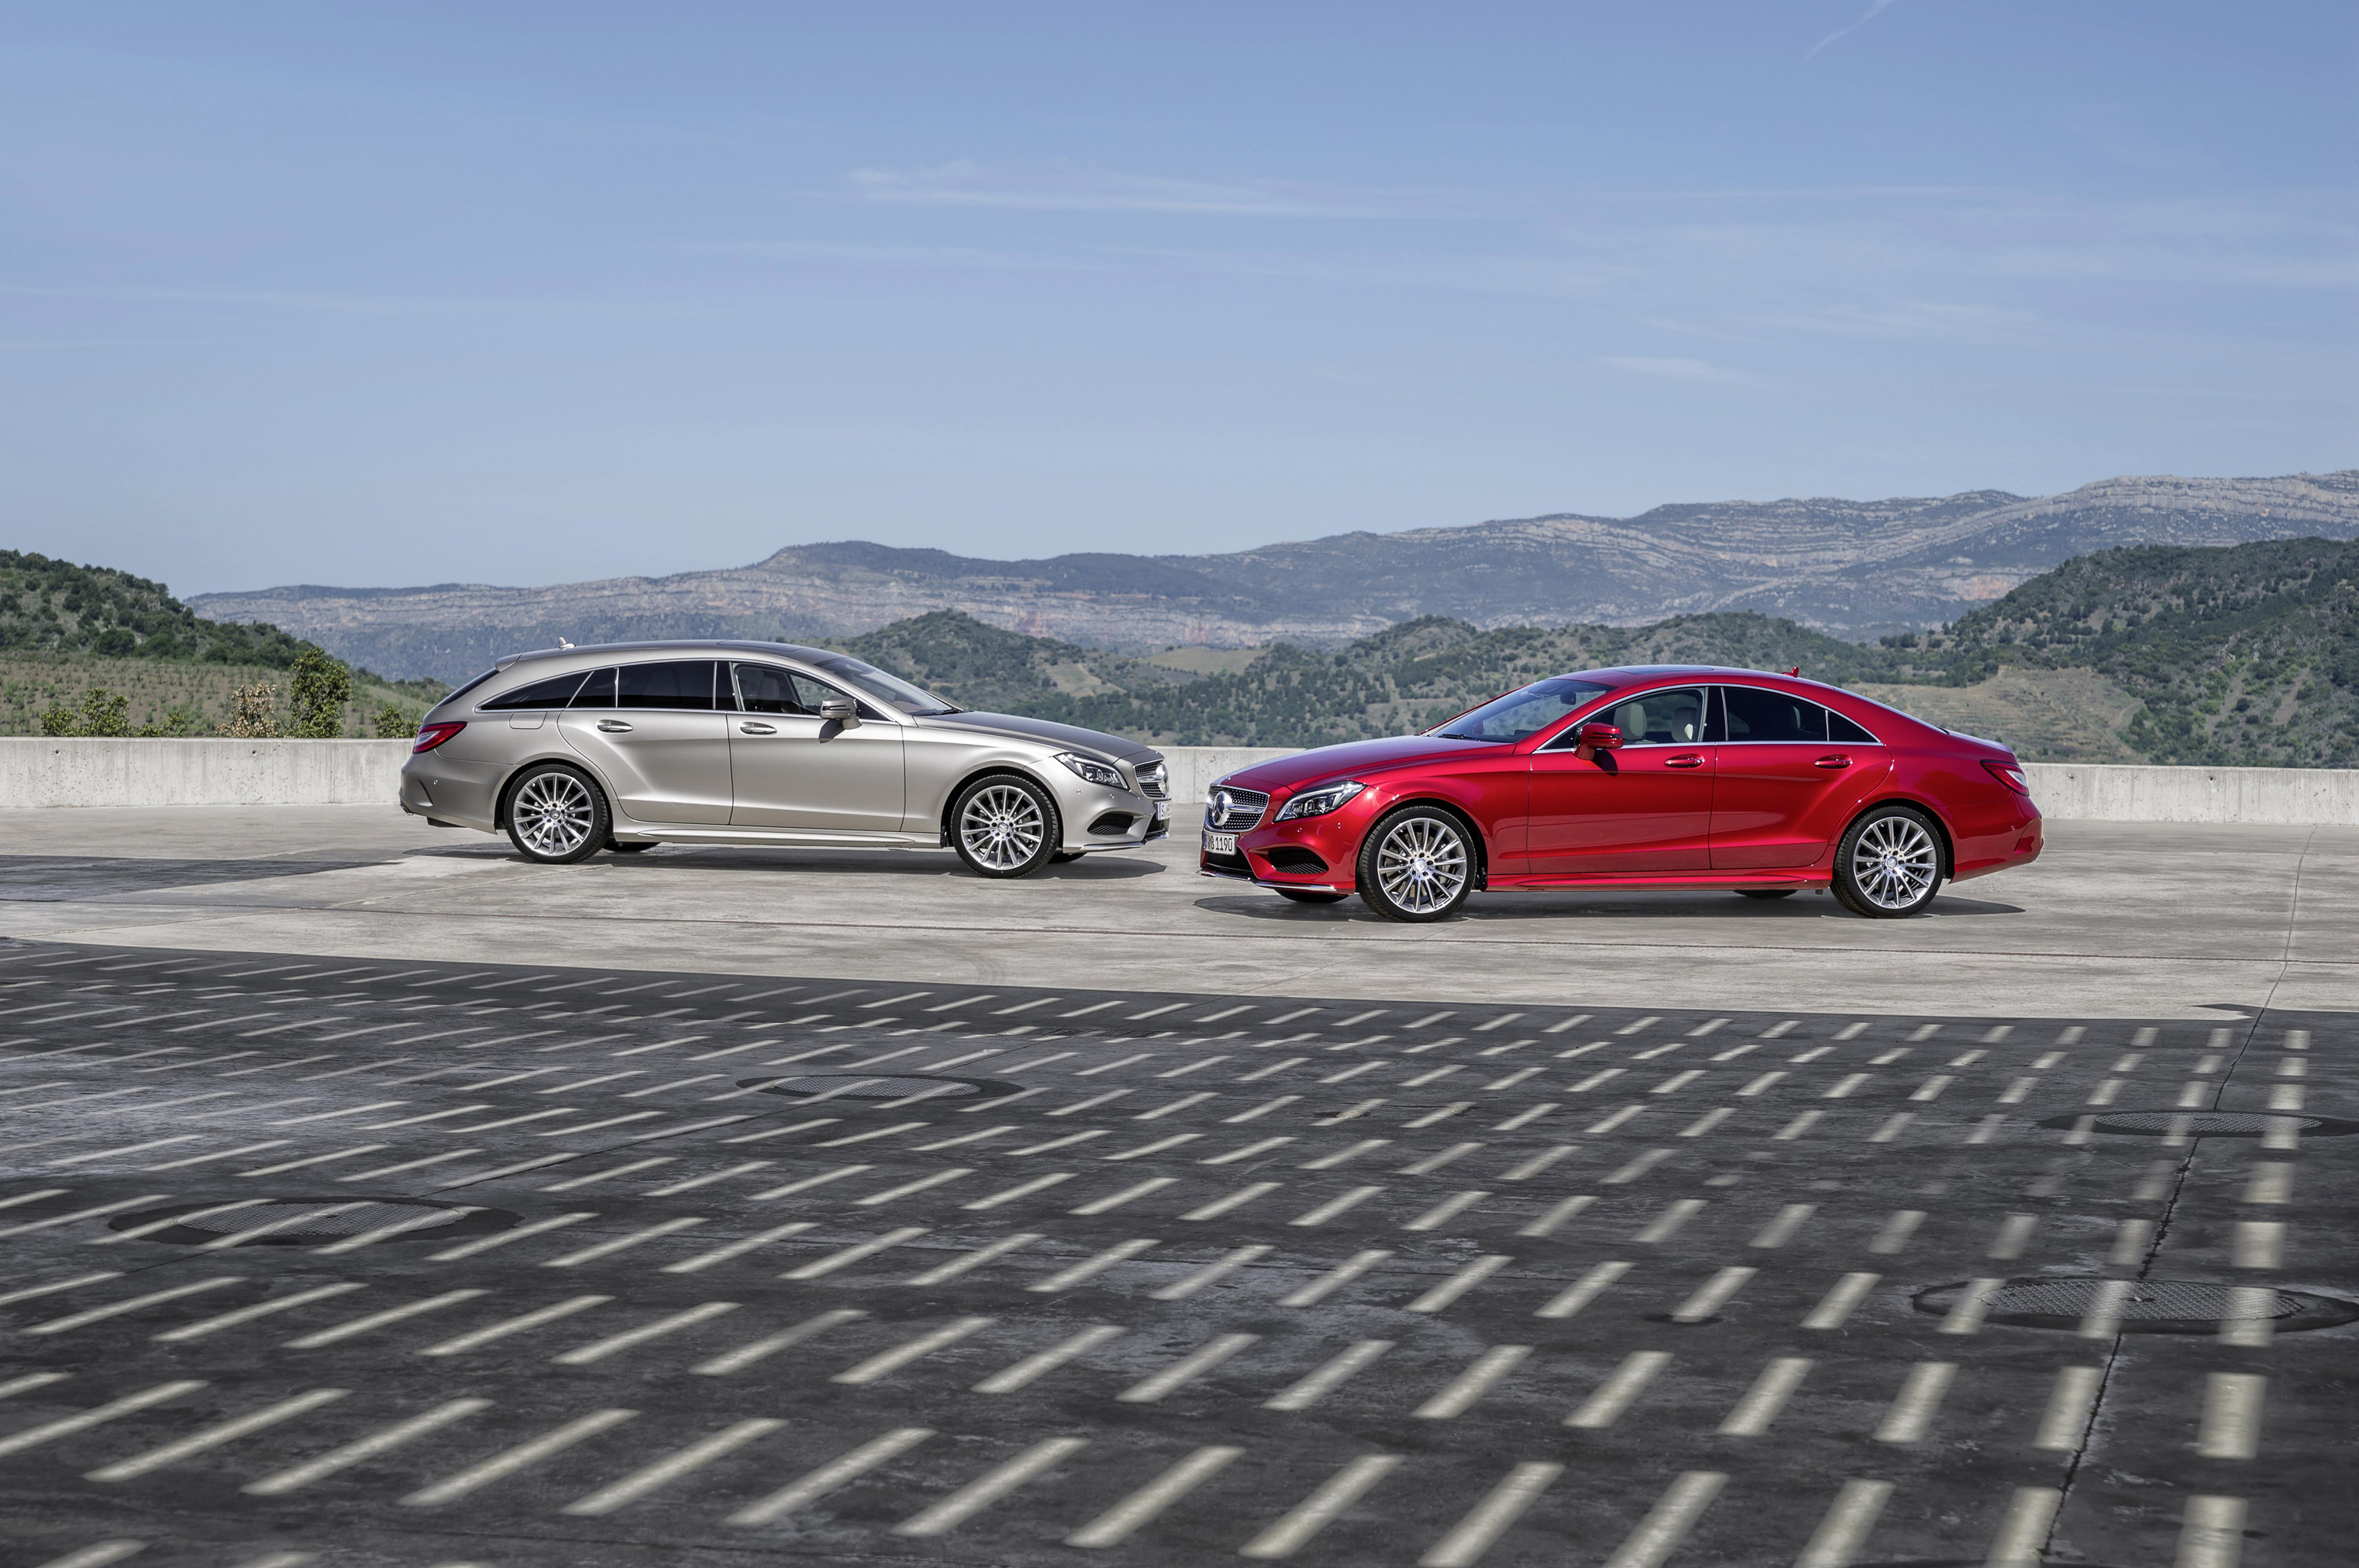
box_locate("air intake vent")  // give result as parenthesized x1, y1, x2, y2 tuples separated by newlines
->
(1263, 846, 1330, 874)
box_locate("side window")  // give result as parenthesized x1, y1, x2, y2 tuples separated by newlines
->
(1829, 709, 1877, 744)
(733, 664, 812, 716)
(1602, 686, 1706, 746)
(480, 670, 588, 711)
(571, 667, 616, 709)
(616, 660, 717, 712)
(1723, 686, 1827, 743)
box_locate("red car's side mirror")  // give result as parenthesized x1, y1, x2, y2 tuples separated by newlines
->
(1577, 722, 1624, 750)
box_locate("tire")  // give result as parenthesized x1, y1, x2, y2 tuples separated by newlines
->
(504, 764, 610, 864)
(1736, 889, 1796, 900)
(1049, 851, 1087, 865)
(1832, 804, 1945, 918)
(1356, 804, 1475, 923)
(1275, 888, 1347, 905)
(607, 840, 657, 854)
(951, 774, 1062, 878)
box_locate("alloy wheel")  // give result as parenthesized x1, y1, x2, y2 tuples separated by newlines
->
(1850, 814, 1938, 910)
(513, 771, 598, 858)
(1375, 815, 1469, 915)
(960, 783, 1047, 871)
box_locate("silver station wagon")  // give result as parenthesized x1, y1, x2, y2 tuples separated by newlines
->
(399, 640, 1170, 876)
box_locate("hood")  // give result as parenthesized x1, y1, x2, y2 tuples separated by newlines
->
(1218, 734, 1499, 793)
(920, 711, 1162, 766)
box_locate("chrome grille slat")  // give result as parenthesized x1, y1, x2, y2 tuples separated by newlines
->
(1135, 761, 1170, 801)
(1205, 786, 1269, 830)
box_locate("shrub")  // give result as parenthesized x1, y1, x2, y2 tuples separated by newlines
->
(38, 704, 76, 736)
(223, 683, 280, 738)
(373, 704, 419, 738)
(288, 649, 352, 738)
(77, 687, 131, 737)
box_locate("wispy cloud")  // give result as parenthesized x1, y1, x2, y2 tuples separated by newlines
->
(845, 160, 1407, 218)
(1601, 356, 1761, 386)
(1807, 0, 1903, 60)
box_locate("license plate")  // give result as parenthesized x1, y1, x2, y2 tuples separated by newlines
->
(1203, 831, 1238, 856)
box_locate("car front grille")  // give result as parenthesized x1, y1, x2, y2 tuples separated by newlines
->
(1205, 786, 1269, 830)
(1134, 761, 1169, 801)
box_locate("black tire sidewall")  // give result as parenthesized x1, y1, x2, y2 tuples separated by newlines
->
(1355, 805, 1475, 922)
(1834, 805, 1944, 918)
(504, 764, 611, 864)
(951, 774, 1063, 878)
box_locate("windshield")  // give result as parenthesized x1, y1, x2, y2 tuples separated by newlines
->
(1434, 677, 1613, 742)
(811, 654, 962, 716)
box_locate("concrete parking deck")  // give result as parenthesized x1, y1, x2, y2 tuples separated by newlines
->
(0, 808, 2351, 1568)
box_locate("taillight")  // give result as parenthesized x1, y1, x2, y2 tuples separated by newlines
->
(1982, 760, 2030, 796)
(413, 721, 466, 754)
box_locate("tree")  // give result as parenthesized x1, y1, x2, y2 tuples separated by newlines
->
(289, 649, 351, 738)
(373, 704, 419, 738)
(223, 683, 280, 739)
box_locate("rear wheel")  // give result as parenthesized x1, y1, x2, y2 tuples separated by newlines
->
(1735, 889, 1796, 900)
(1275, 888, 1346, 905)
(1832, 804, 1944, 918)
(951, 775, 1062, 878)
(1356, 805, 1474, 923)
(504, 764, 609, 864)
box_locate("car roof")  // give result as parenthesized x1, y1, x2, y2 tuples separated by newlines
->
(494, 639, 848, 672)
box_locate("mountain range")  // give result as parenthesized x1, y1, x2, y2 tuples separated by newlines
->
(190, 469, 2359, 683)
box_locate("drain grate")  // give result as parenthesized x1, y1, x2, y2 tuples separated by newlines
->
(2041, 1110, 2354, 1137)
(741, 1074, 994, 1100)
(1913, 1276, 2359, 1334)
(107, 1197, 514, 1247)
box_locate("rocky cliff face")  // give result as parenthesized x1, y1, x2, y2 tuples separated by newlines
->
(191, 470, 2359, 681)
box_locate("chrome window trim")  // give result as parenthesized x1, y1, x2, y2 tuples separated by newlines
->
(1712, 683, 1884, 747)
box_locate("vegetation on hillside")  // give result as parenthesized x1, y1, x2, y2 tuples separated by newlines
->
(0, 550, 317, 665)
(829, 537, 2359, 766)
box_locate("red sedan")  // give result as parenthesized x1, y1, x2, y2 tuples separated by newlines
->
(1198, 665, 2041, 921)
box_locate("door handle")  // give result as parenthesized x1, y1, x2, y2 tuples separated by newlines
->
(595, 720, 633, 733)
(738, 722, 777, 735)
(1814, 755, 1852, 770)
(1665, 753, 1705, 769)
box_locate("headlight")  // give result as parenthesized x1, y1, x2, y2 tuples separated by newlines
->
(1053, 751, 1126, 789)
(1275, 779, 1366, 820)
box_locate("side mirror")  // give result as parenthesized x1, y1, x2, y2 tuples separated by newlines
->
(819, 697, 859, 727)
(1576, 722, 1623, 750)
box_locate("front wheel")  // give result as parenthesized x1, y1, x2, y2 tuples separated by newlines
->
(1275, 888, 1346, 905)
(505, 764, 610, 864)
(1832, 805, 1944, 918)
(1356, 805, 1475, 923)
(951, 775, 1062, 878)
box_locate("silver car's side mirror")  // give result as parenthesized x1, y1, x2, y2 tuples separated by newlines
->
(818, 697, 859, 727)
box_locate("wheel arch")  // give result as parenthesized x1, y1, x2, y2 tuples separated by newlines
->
(494, 753, 612, 832)
(1364, 793, 1492, 889)
(1846, 793, 1956, 880)
(938, 764, 1064, 845)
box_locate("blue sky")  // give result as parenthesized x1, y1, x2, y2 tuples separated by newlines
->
(2, 2, 2352, 594)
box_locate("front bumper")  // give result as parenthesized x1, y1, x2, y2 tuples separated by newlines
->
(1196, 805, 1364, 892)
(1052, 778, 1172, 852)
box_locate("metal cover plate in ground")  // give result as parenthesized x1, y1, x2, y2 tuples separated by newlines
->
(1912, 1276, 2359, 1334)
(2037, 1109, 2357, 1137)
(738, 1074, 1011, 1101)
(107, 1197, 517, 1247)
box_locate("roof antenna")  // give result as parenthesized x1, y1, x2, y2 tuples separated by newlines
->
(559, 638, 574, 649)
(1785, 666, 1800, 677)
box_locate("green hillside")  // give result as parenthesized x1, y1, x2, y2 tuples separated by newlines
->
(828, 537, 2359, 766)
(0, 550, 313, 664)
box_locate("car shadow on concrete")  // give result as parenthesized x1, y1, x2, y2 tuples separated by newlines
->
(1195, 889, 2025, 922)
(415, 845, 1168, 880)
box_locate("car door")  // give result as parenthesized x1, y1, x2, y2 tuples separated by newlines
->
(556, 660, 733, 825)
(726, 662, 906, 833)
(1523, 685, 1714, 874)
(1707, 685, 1888, 868)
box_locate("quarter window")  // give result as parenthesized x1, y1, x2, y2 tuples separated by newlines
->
(480, 670, 589, 711)
(1720, 686, 1828, 743)
(1828, 709, 1877, 744)
(615, 660, 718, 711)
(571, 667, 616, 709)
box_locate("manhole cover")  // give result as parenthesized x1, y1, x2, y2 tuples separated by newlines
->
(738, 1074, 1010, 1101)
(107, 1197, 516, 1247)
(2039, 1110, 2355, 1137)
(1912, 1276, 2359, 1334)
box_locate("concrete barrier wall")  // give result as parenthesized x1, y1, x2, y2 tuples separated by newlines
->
(0, 738, 414, 809)
(0, 738, 2352, 825)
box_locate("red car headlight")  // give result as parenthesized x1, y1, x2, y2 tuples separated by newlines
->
(1982, 760, 2030, 796)
(413, 721, 466, 754)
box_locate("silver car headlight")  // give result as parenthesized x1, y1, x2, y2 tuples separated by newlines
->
(1275, 779, 1366, 820)
(1053, 751, 1127, 789)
